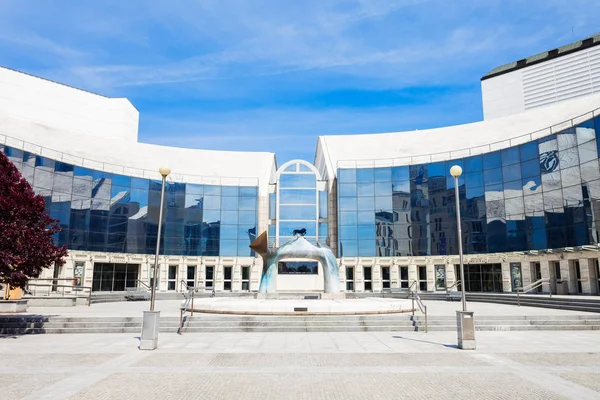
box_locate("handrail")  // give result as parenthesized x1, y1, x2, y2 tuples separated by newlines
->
(409, 281, 428, 333)
(516, 278, 551, 307)
(25, 281, 92, 306)
(178, 279, 208, 334)
(136, 280, 151, 291)
(445, 280, 461, 295)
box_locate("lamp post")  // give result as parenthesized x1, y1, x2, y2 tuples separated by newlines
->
(140, 166, 170, 350)
(150, 166, 171, 311)
(450, 165, 475, 350)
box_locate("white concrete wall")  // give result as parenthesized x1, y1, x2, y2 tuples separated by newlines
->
(482, 45, 600, 120)
(0, 67, 139, 142)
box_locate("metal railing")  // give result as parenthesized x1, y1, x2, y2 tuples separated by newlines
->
(136, 280, 151, 291)
(336, 107, 600, 169)
(178, 280, 207, 335)
(0, 129, 260, 187)
(409, 281, 428, 333)
(445, 280, 461, 295)
(25, 278, 92, 306)
(516, 278, 551, 307)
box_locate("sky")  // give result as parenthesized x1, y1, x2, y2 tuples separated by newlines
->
(1, 0, 599, 165)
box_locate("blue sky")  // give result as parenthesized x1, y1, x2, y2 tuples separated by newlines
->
(1, 1, 599, 165)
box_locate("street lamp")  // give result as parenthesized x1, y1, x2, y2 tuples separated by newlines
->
(450, 165, 466, 312)
(450, 164, 475, 350)
(140, 166, 170, 350)
(150, 166, 171, 311)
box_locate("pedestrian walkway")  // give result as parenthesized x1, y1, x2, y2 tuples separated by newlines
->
(1, 330, 599, 399)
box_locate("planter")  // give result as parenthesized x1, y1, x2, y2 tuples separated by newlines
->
(3, 285, 23, 300)
(0, 299, 28, 313)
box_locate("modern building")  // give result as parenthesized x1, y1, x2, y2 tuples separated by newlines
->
(2, 35, 600, 297)
(482, 33, 600, 120)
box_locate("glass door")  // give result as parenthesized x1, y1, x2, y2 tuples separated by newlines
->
(381, 267, 390, 290)
(345, 267, 354, 291)
(363, 267, 372, 291)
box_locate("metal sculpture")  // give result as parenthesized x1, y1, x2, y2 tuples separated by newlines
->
(250, 231, 340, 293)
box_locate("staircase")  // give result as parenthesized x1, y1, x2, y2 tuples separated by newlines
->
(2, 312, 600, 335)
(463, 293, 600, 313)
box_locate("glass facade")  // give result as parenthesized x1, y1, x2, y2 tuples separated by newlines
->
(275, 161, 328, 246)
(2, 145, 258, 256)
(338, 115, 600, 257)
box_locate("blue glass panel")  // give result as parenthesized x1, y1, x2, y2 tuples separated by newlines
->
(280, 205, 315, 220)
(374, 182, 391, 196)
(204, 185, 221, 195)
(339, 197, 357, 212)
(339, 240, 358, 257)
(358, 225, 376, 239)
(393, 180, 410, 193)
(73, 166, 93, 178)
(484, 168, 503, 186)
(375, 196, 392, 211)
(340, 225, 357, 240)
(357, 196, 375, 211)
(374, 167, 392, 182)
(521, 159, 540, 179)
(280, 221, 315, 237)
(392, 166, 409, 183)
(130, 177, 148, 190)
(522, 177, 541, 195)
(339, 211, 357, 225)
(221, 186, 238, 196)
(338, 169, 357, 183)
(221, 210, 238, 225)
(220, 240, 238, 256)
(186, 184, 203, 195)
(220, 225, 238, 239)
(502, 164, 521, 182)
(35, 156, 55, 169)
(238, 196, 257, 211)
(319, 191, 328, 219)
(339, 183, 357, 197)
(318, 223, 328, 238)
(465, 172, 483, 188)
(464, 155, 482, 172)
(203, 195, 221, 210)
(357, 182, 374, 196)
(501, 147, 520, 166)
(221, 196, 238, 211)
(279, 189, 316, 204)
(358, 211, 375, 225)
(520, 141, 539, 161)
(483, 151, 501, 170)
(269, 193, 276, 220)
(279, 174, 316, 188)
(466, 185, 484, 200)
(110, 185, 130, 202)
(357, 168, 375, 183)
(130, 188, 148, 207)
(427, 162, 445, 178)
(358, 240, 375, 256)
(239, 186, 258, 197)
(54, 161, 74, 173)
(238, 211, 257, 226)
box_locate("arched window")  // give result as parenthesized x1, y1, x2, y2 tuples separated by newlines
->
(275, 160, 322, 246)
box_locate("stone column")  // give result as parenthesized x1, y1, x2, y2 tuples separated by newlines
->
(373, 264, 382, 292)
(539, 260, 551, 293)
(408, 264, 418, 290)
(501, 262, 511, 292)
(521, 261, 532, 288)
(559, 259, 573, 294)
(354, 265, 364, 292)
(426, 264, 435, 292)
(578, 258, 592, 294)
(446, 264, 456, 288)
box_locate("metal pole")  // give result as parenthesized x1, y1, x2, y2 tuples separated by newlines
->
(454, 175, 467, 312)
(150, 174, 167, 312)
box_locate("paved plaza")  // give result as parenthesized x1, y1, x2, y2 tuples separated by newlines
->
(1, 313, 600, 399)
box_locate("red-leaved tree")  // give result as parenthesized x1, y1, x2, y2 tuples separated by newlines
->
(0, 151, 67, 298)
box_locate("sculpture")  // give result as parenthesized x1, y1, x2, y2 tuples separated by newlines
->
(250, 231, 340, 293)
